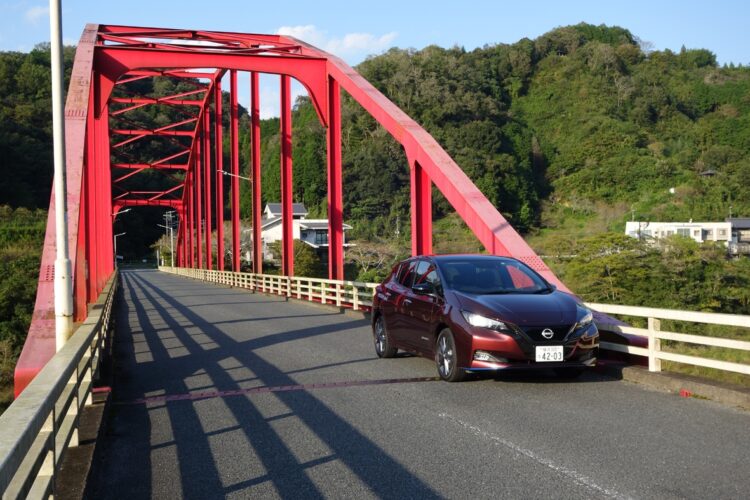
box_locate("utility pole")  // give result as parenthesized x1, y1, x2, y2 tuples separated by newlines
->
(159, 212, 177, 268)
(50, 0, 73, 350)
(114, 232, 126, 268)
(167, 211, 175, 267)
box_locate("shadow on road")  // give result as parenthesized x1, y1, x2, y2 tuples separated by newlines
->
(87, 270, 441, 499)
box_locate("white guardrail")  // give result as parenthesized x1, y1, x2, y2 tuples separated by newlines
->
(161, 267, 378, 311)
(585, 303, 750, 375)
(161, 267, 750, 377)
(0, 273, 118, 499)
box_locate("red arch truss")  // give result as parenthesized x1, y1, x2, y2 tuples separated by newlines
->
(15, 24, 568, 395)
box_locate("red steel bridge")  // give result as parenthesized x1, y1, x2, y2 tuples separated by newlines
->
(4, 24, 750, 499)
(15, 24, 569, 395)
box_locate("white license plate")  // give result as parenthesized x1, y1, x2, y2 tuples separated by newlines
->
(535, 345, 563, 362)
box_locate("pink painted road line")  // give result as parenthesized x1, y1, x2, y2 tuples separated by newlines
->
(115, 376, 440, 406)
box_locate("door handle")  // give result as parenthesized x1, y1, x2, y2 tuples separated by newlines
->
(403, 298, 412, 305)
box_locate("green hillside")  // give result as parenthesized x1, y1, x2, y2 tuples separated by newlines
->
(271, 23, 749, 237)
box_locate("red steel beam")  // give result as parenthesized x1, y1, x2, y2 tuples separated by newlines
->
(114, 199, 183, 208)
(280, 75, 293, 276)
(203, 107, 212, 270)
(195, 131, 203, 268)
(230, 71, 240, 272)
(187, 171, 194, 268)
(215, 80, 224, 270)
(327, 77, 343, 280)
(250, 72, 262, 274)
(113, 163, 188, 170)
(410, 160, 433, 255)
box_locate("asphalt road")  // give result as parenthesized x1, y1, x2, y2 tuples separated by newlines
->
(86, 269, 750, 499)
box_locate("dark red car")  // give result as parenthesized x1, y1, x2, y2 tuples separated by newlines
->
(371, 255, 599, 381)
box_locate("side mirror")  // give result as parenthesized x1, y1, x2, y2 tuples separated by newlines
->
(412, 282, 435, 295)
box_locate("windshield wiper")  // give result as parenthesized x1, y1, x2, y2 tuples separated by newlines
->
(532, 287, 554, 294)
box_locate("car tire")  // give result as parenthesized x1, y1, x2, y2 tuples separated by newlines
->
(374, 315, 397, 358)
(553, 367, 585, 379)
(436, 329, 466, 382)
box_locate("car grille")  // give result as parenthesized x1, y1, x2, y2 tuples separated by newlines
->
(520, 325, 573, 342)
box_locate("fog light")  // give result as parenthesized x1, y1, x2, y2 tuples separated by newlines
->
(474, 350, 493, 361)
(473, 350, 508, 363)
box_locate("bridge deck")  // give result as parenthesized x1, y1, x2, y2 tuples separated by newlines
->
(87, 269, 749, 499)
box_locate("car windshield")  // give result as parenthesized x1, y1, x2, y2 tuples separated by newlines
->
(438, 257, 551, 294)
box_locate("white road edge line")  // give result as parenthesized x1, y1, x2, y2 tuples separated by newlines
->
(438, 412, 631, 500)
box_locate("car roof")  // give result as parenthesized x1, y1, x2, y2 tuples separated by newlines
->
(426, 254, 520, 262)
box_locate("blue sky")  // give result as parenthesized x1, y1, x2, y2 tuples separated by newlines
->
(2, 0, 748, 116)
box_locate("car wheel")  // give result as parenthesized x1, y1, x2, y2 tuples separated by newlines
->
(436, 329, 466, 382)
(553, 367, 585, 379)
(374, 315, 397, 358)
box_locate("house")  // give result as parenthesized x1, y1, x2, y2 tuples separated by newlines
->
(260, 203, 353, 260)
(727, 218, 750, 256)
(625, 221, 732, 244)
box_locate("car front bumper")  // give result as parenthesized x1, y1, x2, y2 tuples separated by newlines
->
(463, 324, 599, 371)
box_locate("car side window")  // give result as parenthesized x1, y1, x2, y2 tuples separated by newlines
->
(413, 260, 431, 285)
(392, 263, 405, 283)
(424, 267, 443, 295)
(399, 260, 419, 288)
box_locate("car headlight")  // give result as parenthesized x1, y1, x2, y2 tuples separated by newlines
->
(461, 311, 511, 332)
(575, 305, 593, 329)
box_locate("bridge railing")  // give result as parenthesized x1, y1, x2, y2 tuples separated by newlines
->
(0, 273, 118, 499)
(161, 267, 378, 310)
(585, 303, 750, 375)
(160, 267, 750, 378)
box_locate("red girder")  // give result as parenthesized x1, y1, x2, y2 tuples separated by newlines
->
(113, 163, 187, 170)
(114, 199, 183, 209)
(17, 23, 608, 399)
(112, 128, 195, 137)
(117, 70, 216, 84)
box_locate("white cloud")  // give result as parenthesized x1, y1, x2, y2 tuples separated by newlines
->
(276, 25, 397, 62)
(258, 78, 306, 120)
(25, 5, 49, 25)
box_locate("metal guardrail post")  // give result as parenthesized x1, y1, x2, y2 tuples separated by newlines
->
(648, 317, 662, 372)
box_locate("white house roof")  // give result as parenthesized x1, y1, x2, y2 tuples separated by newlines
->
(260, 217, 352, 231)
(265, 203, 308, 216)
(299, 219, 353, 230)
(261, 217, 282, 229)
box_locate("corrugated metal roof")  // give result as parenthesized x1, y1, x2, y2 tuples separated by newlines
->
(300, 220, 353, 230)
(265, 202, 308, 215)
(727, 217, 750, 229)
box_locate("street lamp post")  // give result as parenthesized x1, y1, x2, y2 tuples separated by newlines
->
(50, 0, 73, 350)
(114, 232, 126, 268)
